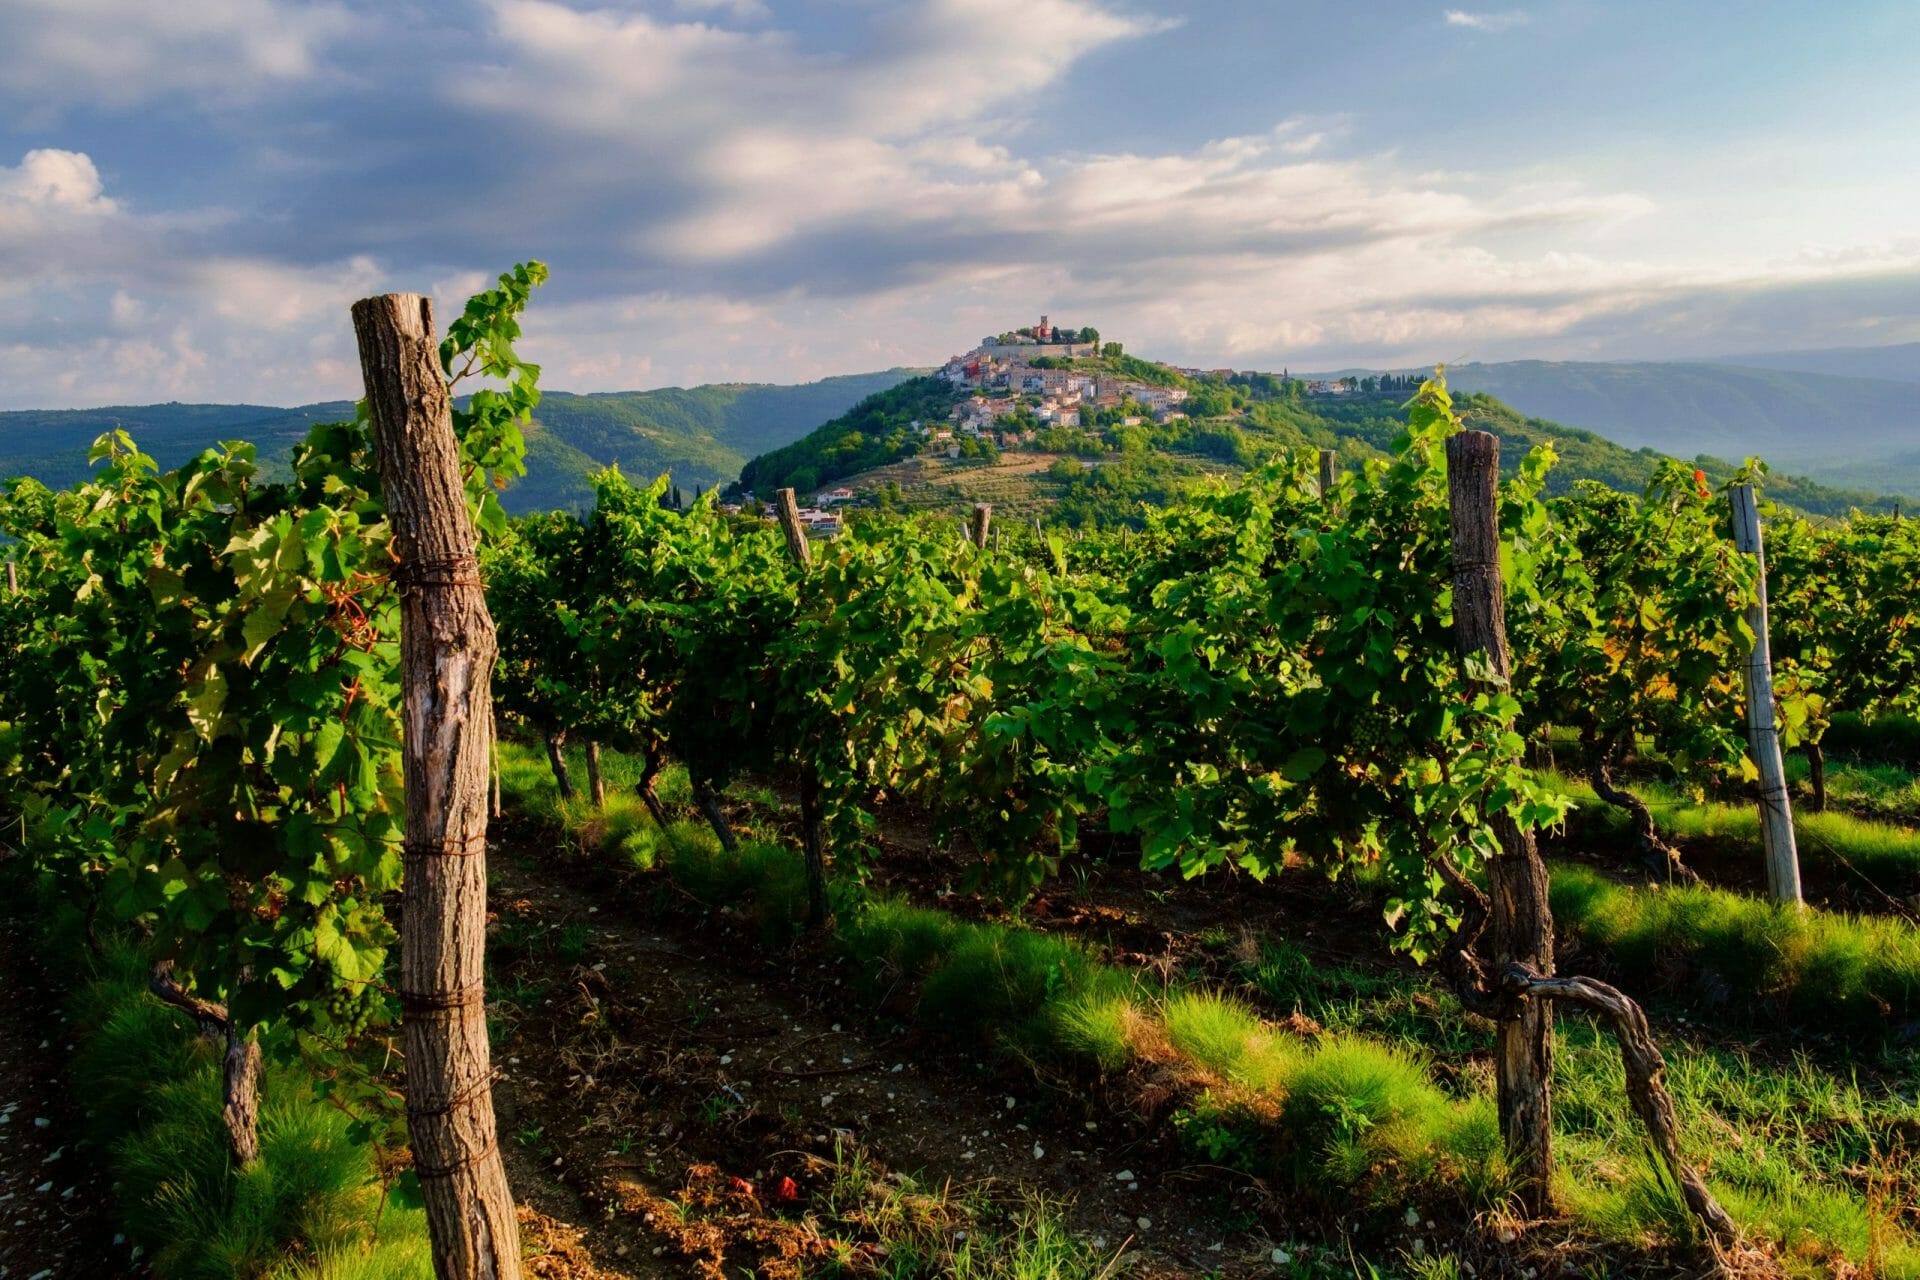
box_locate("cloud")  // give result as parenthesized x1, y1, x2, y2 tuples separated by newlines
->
(0, 0, 353, 109)
(0, 0, 1916, 410)
(0, 149, 118, 212)
(0, 148, 390, 406)
(673, 0, 770, 19)
(1444, 9, 1530, 33)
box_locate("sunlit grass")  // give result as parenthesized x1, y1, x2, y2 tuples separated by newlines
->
(1550, 864, 1920, 1033)
(1546, 767, 1920, 893)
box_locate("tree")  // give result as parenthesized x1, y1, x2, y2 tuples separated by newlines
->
(1102, 342, 1123, 358)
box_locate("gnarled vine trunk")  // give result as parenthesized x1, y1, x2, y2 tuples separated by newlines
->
(799, 770, 828, 929)
(222, 1023, 263, 1165)
(635, 740, 669, 829)
(355, 291, 522, 1280)
(545, 729, 575, 801)
(148, 960, 261, 1166)
(1505, 967, 1736, 1239)
(585, 740, 606, 809)
(1806, 740, 1827, 813)
(1587, 744, 1701, 886)
(692, 777, 738, 852)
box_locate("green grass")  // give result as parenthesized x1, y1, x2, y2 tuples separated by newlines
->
(1555, 1018, 1920, 1274)
(1549, 768, 1920, 893)
(25, 895, 434, 1280)
(1240, 940, 1486, 1059)
(1788, 753, 1920, 823)
(1549, 864, 1920, 1035)
(1826, 712, 1920, 768)
(806, 1144, 1125, 1279)
(499, 739, 1920, 1274)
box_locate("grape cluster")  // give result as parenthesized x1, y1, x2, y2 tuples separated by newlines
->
(324, 985, 381, 1038)
(1349, 708, 1394, 755)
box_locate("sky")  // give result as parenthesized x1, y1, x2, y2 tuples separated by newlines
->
(3, 0, 1918, 408)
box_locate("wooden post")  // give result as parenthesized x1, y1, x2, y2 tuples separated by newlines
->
(969, 502, 991, 549)
(774, 490, 827, 926)
(774, 488, 811, 568)
(353, 292, 522, 1280)
(1318, 449, 1337, 500)
(1730, 485, 1803, 906)
(4, 558, 16, 595)
(1445, 430, 1555, 1217)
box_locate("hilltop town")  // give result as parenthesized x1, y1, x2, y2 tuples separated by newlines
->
(930, 315, 1194, 446)
(727, 318, 1431, 535)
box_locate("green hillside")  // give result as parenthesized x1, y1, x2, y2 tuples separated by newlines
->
(0, 401, 358, 493)
(741, 363, 1900, 525)
(0, 370, 917, 514)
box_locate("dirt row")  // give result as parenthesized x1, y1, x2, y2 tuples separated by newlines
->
(482, 814, 1295, 1279)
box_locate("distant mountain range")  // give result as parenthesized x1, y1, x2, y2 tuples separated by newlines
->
(5, 345, 1915, 512)
(1684, 342, 1920, 384)
(740, 359, 1904, 524)
(0, 371, 916, 513)
(1443, 359, 1920, 497)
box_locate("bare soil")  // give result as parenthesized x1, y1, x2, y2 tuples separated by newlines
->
(482, 813, 1296, 1278)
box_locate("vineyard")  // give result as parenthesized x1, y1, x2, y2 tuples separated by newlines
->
(4, 270, 1920, 1280)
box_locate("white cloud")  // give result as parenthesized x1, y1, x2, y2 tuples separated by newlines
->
(1444, 9, 1530, 33)
(0, 0, 352, 108)
(0, 149, 118, 212)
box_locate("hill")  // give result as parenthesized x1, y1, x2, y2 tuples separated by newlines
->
(1443, 360, 1920, 496)
(1685, 342, 1920, 384)
(0, 370, 917, 513)
(743, 361, 1900, 526)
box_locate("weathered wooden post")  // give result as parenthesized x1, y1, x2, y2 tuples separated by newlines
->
(1446, 430, 1555, 1217)
(774, 486, 827, 926)
(353, 292, 522, 1280)
(969, 502, 992, 549)
(5, 558, 16, 595)
(1730, 485, 1803, 907)
(1318, 449, 1337, 500)
(774, 487, 812, 568)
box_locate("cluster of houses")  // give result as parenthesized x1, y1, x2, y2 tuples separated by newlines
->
(932, 319, 1190, 450)
(719, 485, 858, 538)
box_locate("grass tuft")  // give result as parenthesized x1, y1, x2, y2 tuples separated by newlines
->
(1550, 864, 1920, 1033)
